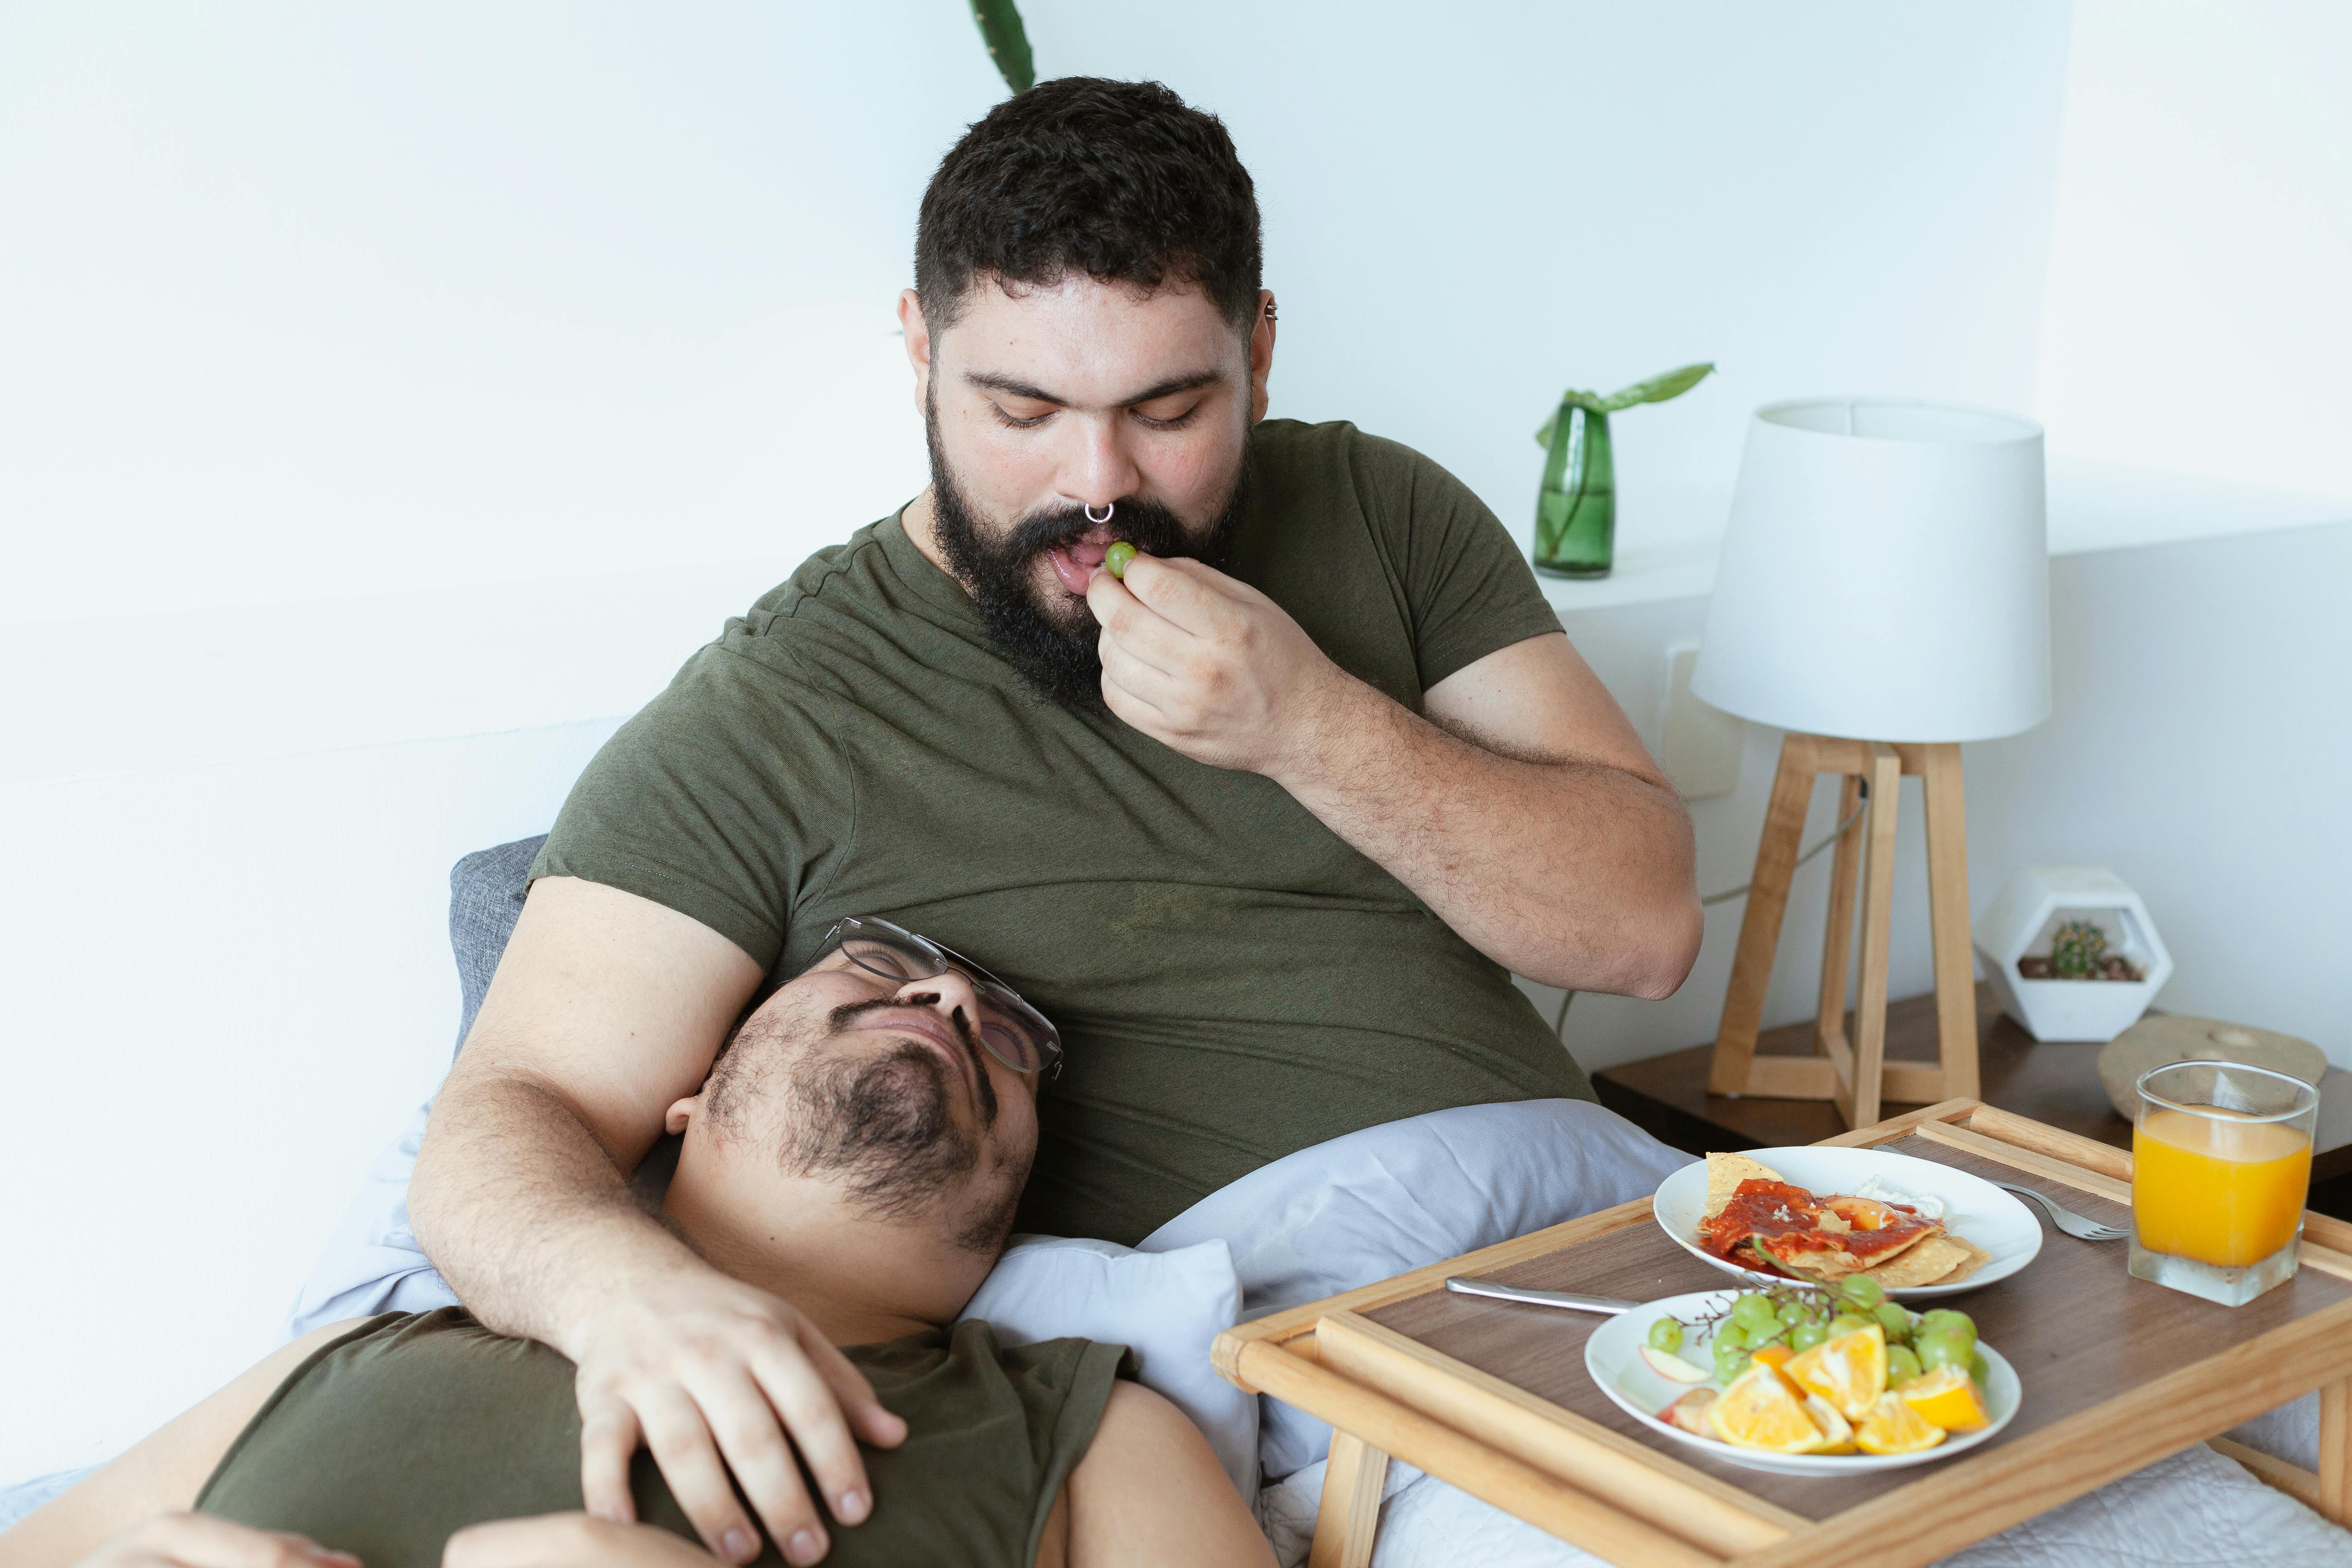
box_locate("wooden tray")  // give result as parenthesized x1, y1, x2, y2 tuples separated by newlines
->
(1214, 1101, 2352, 1568)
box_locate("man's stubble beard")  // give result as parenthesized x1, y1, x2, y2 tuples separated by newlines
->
(766, 998, 1030, 1256)
(924, 383, 1253, 709)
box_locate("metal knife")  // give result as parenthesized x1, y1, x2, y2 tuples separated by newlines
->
(1444, 1275, 1640, 1315)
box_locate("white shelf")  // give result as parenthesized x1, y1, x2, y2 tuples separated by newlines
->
(1530, 456, 2352, 619)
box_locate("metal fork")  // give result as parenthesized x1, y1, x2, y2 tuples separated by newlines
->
(1994, 1180, 2130, 1242)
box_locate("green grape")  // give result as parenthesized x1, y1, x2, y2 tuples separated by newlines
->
(1827, 1313, 1873, 1339)
(1647, 1317, 1684, 1355)
(1970, 1349, 1991, 1387)
(1916, 1328, 1970, 1372)
(1776, 1300, 1809, 1329)
(1874, 1302, 1913, 1341)
(1713, 1340, 1750, 1382)
(1732, 1294, 1779, 1334)
(1839, 1274, 1886, 1308)
(1789, 1320, 1828, 1353)
(1715, 1322, 1748, 1353)
(1885, 1345, 1924, 1387)
(1748, 1328, 1788, 1354)
(1104, 541, 1138, 578)
(1917, 1308, 1974, 1340)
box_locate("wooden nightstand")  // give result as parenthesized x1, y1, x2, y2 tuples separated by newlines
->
(1592, 983, 2352, 1209)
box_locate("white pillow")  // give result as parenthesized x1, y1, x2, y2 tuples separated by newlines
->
(1139, 1099, 1695, 1480)
(958, 1235, 1253, 1504)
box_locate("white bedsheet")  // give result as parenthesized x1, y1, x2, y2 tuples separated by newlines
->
(1256, 1428, 2352, 1567)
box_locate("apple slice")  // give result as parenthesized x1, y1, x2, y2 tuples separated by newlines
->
(1640, 1345, 1711, 1383)
(1665, 1387, 1720, 1434)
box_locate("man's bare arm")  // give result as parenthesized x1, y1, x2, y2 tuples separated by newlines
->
(1042, 1382, 1274, 1568)
(410, 877, 904, 1568)
(1302, 629, 1700, 995)
(1090, 556, 1701, 995)
(411, 877, 758, 1345)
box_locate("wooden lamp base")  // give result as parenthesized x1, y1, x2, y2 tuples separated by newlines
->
(1707, 733, 1981, 1128)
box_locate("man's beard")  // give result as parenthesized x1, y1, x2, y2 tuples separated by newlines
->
(925, 392, 1252, 709)
(771, 998, 1024, 1254)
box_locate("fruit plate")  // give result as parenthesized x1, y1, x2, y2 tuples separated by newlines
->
(1585, 1289, 2021, 1476)
(1653, 1145, 2042, 1299)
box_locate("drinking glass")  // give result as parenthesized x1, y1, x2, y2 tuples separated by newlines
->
(2130, 1060, 2318, 1306)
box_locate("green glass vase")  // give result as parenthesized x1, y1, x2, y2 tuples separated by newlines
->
(1533, 405, 1614, 578)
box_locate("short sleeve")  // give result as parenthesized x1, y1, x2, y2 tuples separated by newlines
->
(530, 639, 857, 972)
(1363, 436, 1565, 691)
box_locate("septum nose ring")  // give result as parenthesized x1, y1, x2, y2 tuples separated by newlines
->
(1084, 502, 1115, 526)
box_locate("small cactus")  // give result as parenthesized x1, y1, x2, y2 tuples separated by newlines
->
(2049, 920, 2108, 980)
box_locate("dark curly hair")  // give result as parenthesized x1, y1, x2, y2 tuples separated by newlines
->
(915, 77, 1262, 336)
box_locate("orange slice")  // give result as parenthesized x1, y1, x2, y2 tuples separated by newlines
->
(1802, 1393, 1857, 1454)
(1898, 1366, 1991, 1432)
(1709, 1363, 1835, 1453)
(1784, 1323, 1887, 1421)
(1749, 1343, 1796, 1375)
(1856, 1392, 1948, 1455)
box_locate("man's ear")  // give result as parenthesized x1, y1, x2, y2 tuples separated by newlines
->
(664, 1095, 700, 1137)
(899, 289, 934, 414)
(1248, 288, 1277, 425)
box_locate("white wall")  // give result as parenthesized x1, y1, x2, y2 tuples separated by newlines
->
(2035, 0, 2352, 498)
(1, 0, 2072, 631)
(1, 721, 617, 1476)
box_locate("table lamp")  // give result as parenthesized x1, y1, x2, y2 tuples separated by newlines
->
(1691, 397, 2050, 1127)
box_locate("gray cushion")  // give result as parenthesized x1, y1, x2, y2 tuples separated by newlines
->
(449, 835, 545, 1055)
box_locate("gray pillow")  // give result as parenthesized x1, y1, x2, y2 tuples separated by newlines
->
(449, 835, 544, 1055)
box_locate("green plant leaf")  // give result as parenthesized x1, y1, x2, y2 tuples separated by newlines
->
(1596, 361, 1715, 413)
(1535, 390, 1610, 447)
(970, 0, 1035, 95)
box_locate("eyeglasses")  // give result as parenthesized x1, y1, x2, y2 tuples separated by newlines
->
(812, 916, 1064, 1080)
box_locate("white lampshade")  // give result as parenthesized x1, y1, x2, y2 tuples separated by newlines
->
(1691, 397, 2051, 743)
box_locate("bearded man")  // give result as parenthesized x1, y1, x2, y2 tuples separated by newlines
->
(406, 76, 1701, 1566)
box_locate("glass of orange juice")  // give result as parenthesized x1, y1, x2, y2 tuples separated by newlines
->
(2131, 1060, 2318, 1306)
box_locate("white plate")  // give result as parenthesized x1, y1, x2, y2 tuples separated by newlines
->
(1653, 1146, 2041, 1299)
(1586, 1289, 2021, 1475)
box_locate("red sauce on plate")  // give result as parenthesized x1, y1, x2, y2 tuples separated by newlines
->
(1697, 1179, 1939, 1266)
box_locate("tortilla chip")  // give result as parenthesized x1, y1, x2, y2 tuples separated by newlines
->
(1704, 1152, 1785, 1219)
(1795, 1224, 1938, 1280)
(1857, 1233, 1975, 1288)
(1918, 1235, 1993, 1287)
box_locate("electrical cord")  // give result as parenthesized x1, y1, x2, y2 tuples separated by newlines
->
(1550, 802, 1871, 1045)
(1698, 803, 1869, 908)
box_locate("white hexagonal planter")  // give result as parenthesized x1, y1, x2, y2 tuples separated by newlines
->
(1973, 867, 2174, 1043)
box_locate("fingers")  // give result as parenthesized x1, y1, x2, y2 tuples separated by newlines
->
(680, 1360, 834, 1566)
(783, 1325, 905, 1452)
(120, 1514, 361, 1568)
(578, 1399, 642, 1525)
(1085, 575, 1187, 678)
(1114, 552, 1243, 631)
(566, 1277, 897, 1568)
(1097, 637, 1184, 725)
(630, 1383, 787, 1567)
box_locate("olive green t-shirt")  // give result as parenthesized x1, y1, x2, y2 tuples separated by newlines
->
(535, 418, 1589, 1243)
(199, 1311, 1128, 1568)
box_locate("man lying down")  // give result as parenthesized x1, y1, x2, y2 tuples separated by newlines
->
(1, 922, 1271, 1568)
